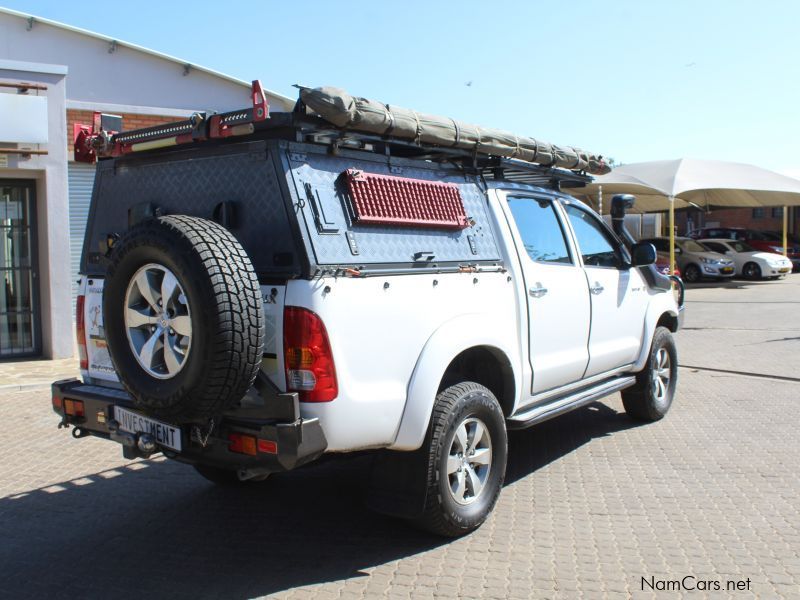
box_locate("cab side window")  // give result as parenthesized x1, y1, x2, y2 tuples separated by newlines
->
(564, 204, 623, 268)
(507, 197, 572, 264)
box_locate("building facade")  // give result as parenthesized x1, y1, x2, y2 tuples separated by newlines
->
(0, 7, 292, 359)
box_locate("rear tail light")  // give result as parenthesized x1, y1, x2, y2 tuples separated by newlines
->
(283, 307, 338, 402)
(63, 399, 85, 417)
(228, 433, 278, 456)
(76, 294, 88, 371)
(52, 390, 63, 412)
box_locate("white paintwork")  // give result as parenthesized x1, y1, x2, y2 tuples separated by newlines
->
(0, 94, 49, 143)
(494, 191, 590, 395)
(581, 265, 649, 376)
(78, 179, 681, 456)
(82, 278, 117, 382)
(698, 239, 793, 278)
(285, 272, 519, 452)
(633, 289, 680, 371)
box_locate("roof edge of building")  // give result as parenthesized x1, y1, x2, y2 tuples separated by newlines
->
(0, 6, 294, 108)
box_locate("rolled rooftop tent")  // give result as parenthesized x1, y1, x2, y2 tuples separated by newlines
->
(298, 86, 611, 176)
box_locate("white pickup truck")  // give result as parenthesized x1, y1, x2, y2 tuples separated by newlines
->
(54, 91, 683, 537)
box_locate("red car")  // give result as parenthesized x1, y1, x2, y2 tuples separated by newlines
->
(688, 227, 800, 270)
(655, 252, 680, 277)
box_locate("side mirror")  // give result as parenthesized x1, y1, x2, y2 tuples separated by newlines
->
(631, 242, 656, 267)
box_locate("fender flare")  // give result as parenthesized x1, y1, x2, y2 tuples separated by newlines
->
(389, 313, 522, 451)
(634, 294, 679, 370)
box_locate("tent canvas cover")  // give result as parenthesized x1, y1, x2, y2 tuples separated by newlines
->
(299, 86, 611, 176)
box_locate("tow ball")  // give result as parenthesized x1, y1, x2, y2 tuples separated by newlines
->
(107, 419, 157, 458)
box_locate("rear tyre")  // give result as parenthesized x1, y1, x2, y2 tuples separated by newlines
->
(622, 326, 678, 422)
(415, 382, 507, 537)
(193, 464, 270, 486)
(743, 261, 762, 280)
(683, 263, 701, 283)
(103, 215, 264, 423)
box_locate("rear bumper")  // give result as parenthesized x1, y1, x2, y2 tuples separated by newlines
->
(51, 378, 327, 474)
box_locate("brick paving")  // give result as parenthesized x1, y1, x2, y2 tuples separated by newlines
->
(0, 277, 798, 599)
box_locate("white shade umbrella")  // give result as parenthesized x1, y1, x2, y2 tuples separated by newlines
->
(570, 158, 800, 273)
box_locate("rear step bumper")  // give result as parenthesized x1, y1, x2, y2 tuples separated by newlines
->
(51, 378, 327, 475)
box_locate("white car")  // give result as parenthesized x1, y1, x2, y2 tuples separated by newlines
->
(699, 239, 793, 280)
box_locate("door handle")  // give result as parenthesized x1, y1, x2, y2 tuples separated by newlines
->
(590, 282, 604, 295)
(529, 284, 548, 298)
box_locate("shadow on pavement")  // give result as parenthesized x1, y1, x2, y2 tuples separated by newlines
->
(0, 402, 640, 599)
(506, 401, 641, 485)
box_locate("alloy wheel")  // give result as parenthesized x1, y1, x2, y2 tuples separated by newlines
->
(446, 416, 493, 505)
(124, 263, 192, 379)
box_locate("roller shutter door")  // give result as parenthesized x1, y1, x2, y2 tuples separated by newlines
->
(68, 161, 95, 313)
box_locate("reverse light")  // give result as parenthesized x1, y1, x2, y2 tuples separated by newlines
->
(283, 307, 338, 402)
(76, 295, 88, 371)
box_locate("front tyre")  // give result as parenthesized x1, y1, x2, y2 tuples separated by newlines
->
(743, 261, 762, 280)
(622, 326, 678, 421)
(416, 382, 507, 537)
(683, 263, 701, 283)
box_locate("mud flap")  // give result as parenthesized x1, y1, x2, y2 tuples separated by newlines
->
(366, 447, 429, 519)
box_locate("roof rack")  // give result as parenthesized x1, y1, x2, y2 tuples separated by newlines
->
(73, 81, 592, 190)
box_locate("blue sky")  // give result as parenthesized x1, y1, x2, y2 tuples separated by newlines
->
(3, 0, 799, 176)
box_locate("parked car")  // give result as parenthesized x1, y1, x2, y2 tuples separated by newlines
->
(764, 231, 800, 271)
(641, 237, 735, 283)
(688, 227, 800, 269)
(52, 84, 683, 538)
(699, 239, 792, 279)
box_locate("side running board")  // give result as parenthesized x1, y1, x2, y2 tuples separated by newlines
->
(507, 375, 636, 430)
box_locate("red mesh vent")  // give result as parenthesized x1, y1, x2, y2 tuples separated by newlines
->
(345, 169, 469, 229)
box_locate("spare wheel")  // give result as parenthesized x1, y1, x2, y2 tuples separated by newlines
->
(103, 215, 264, 422)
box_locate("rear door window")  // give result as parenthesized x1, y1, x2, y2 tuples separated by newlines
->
(507, 197, 572, 264)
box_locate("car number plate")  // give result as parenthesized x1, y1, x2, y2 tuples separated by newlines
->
(721, 267, 733, 273)
(114, 406, 182, 452)
(779, 267, 790, 273)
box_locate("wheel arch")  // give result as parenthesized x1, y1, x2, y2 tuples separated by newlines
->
(390, 315, 521, 451)
(633, 296, 680, 371)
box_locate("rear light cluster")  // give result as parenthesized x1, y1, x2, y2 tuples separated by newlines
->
(283, 307, 338, 402)
(54, 397, 85, 417)
(228, 433, 277, 456)
(76, 294, 88, 371)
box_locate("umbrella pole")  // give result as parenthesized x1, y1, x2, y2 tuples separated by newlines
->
(783, 206, 788, 258)
(669, 195, 676, 275)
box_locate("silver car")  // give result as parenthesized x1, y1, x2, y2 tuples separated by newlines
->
(641, 237, 735, 283)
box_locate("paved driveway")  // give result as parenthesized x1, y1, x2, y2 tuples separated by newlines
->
(1, 277, 798, 599)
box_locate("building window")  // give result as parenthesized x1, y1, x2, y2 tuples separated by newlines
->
(772, 207, 783, 218)
(752, 208, 765, 219)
